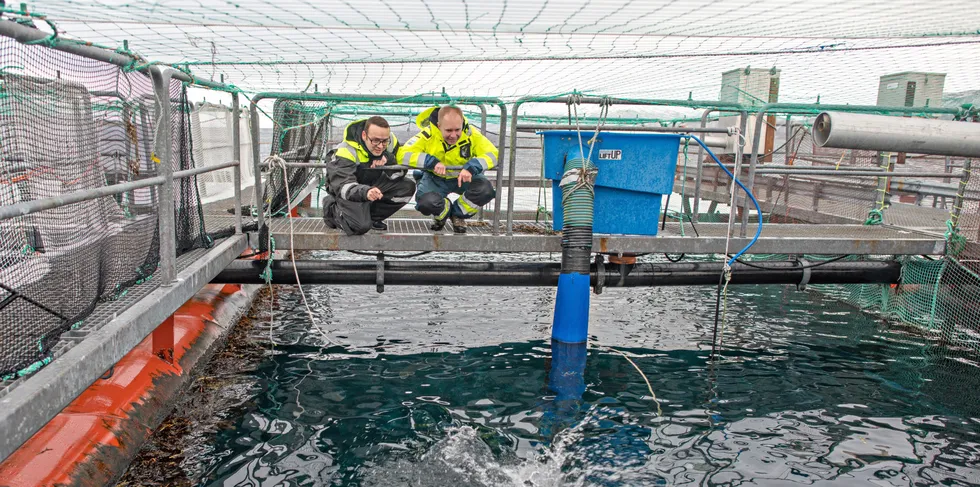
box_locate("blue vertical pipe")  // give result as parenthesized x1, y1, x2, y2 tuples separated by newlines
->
(540, 340, 589, 439)
(552, 151, 596, 343)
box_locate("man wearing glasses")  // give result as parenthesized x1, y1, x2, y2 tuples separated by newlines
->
(397, 106, 497, 234)
(322, 116, 416, 234)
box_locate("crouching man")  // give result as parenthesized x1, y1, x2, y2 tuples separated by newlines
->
(396, 106, 497, 234)
(322, 116, 415, 234)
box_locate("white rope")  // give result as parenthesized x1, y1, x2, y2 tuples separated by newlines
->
(266, 153, 336, 346)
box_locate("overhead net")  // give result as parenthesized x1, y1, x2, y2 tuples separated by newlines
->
(25, 0, 980, 103)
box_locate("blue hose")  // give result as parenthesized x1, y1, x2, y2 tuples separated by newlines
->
(685, 136, 763, 267)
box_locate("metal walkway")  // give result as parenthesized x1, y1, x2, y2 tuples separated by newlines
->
(257, 217, 946, 255)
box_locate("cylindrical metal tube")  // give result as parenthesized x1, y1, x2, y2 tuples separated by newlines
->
(172, 160, 240, 179)
(232, 93, 243, 234)
(516, 124, 730, 134)
(0, 19, 232, 91)
(813, 112, 980, 158)
(250, 98, 265, 250)
(493, 103, 507, 235)
(151, 67, 177, 283)
(214, 259, 902, 287)
(0, 176, 165, 221)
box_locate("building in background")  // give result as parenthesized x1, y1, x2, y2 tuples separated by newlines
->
(877, 72, 946, 108)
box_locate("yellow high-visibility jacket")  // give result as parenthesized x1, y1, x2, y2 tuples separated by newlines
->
(396, 106, 498, 179)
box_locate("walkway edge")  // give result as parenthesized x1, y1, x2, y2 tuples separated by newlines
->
(0, 278, 262, 486)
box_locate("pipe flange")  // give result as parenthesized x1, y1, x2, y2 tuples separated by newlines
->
(594, 254, 605, 295)
(797, 258, 811, 291)
(376, 252, 385, 293)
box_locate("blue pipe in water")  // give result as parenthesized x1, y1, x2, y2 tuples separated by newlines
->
(552, 151, 596, 343)
(539, 340, 589, 439)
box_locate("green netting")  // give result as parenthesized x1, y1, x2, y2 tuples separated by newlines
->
(15, 1, 980, 102)
(0, 37, 223, 378)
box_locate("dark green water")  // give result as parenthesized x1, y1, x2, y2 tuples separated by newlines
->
(185, 258, 980, 486)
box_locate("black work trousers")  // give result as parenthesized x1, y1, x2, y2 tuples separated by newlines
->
(324, 170, 415, 236)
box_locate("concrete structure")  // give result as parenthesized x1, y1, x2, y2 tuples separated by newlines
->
(720, 67, 781, 107)
(719, 67, 781, 156)
(877, 72, 946, 108)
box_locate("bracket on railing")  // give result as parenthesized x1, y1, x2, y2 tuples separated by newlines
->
(376, 252, 385, 293)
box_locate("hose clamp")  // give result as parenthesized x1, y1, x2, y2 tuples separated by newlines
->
(594, 254, 605, 295)
(797, 258, 811, 291)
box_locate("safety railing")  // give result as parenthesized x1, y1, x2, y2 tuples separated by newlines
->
(0, 68, 244, 284)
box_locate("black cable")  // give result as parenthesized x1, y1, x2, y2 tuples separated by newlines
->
(664, 253, 685, 262)
(710, 271, 725, 360)
(728, 254, 852, 270)
(661, 193, 670, 231)
(0, 281, 69, 321)
(346, 250, 432, 259)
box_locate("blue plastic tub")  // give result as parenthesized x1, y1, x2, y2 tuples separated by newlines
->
(541, 131, 681, 236)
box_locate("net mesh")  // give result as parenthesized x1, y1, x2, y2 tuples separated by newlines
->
(261, 99, 332, 216)
(0, 37, 217, 378)
(25, 0, 980, 101)
(190, 102, 253, 204)
(0, 0, 979, 363)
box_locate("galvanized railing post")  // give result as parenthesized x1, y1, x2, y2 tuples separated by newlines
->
(950, 158, 972, 233)
(232, 92, 243, 234)
(737, 111, 751, 236)
(493, 103, 507, 235)
(250, 98, 265, 248)
(506, 102, 521, 235)
(151, 67, 177, 284)
(692, 109, 714, 222)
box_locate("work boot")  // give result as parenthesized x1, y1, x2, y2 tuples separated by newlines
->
(372, 220, 388, 231)
(322, 195, 338, 229)
(430, 215, 448, 231)
(451, 215, 467, 234)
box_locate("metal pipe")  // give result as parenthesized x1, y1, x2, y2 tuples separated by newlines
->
(0, 20, 235, 91)
(250, 97, 264, 249)
(950, 158, 973, 232)
(745, 102, 963, 235)
(814, 112, 980, 158)
(214, 259, 901, 287)
(247, 91, 504, 106)
(735, 112, 749, 237)
(749, 169, 968, 178)
(151, 67, 177, 284)
(515, 124, 730, 134)
(507, 102, 520, 235)
(172, 160, 240, 179)
(514, 95, 744, 112)
(261, 162, 327, 168)
(493, 103, 507, 235)
(693, 109, 714, 220)
(0, 176, 165, 221)
(232, 93, 243, 234)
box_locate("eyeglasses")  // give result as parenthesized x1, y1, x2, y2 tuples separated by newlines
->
(366, 136, 389, 146)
